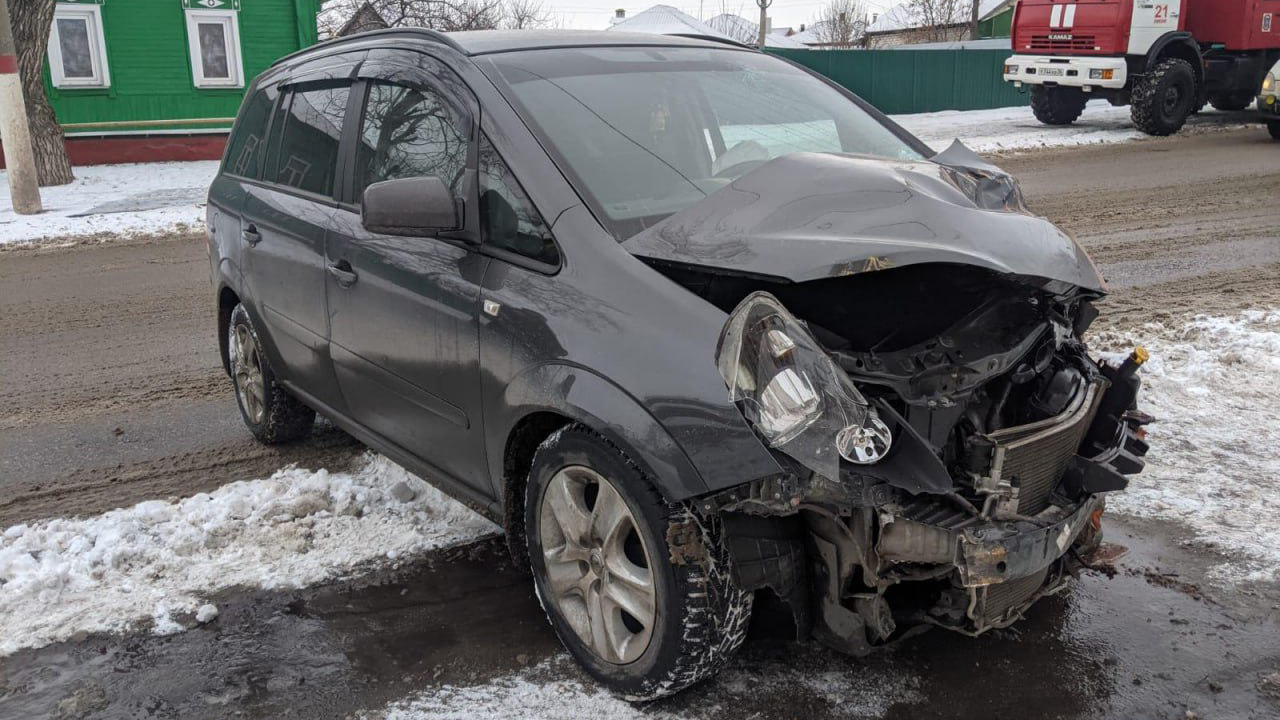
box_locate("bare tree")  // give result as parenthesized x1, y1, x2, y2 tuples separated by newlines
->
(502, 0, 549, 29)
(10, 0, 73, 186)
(907, 0, 967, 44)
(814, 0, 867, 48)
(713, 1, 757, 44)
(319, 0, 550, 38)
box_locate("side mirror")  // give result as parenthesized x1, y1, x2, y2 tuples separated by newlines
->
(361, 176, 460, 236)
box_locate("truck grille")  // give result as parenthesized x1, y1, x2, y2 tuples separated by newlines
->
(1029, 35, 1098, 52)
(985, 382, 1103, 515)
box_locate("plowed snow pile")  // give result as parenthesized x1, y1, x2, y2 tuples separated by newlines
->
(0, 454, 496, 655)
(1094, 308, 1280, 582)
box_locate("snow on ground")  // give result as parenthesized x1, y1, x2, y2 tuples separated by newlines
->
(1093, 308, 1280, 583)
(0, 454, 497, 656)
(896, 100, 1241, 153)
(0, 161, 217, 245)
(363, 652, 919, 720)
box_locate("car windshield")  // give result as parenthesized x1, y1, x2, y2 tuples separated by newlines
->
(480, 46, 926, 239)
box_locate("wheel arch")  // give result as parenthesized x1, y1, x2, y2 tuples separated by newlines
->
(491, 364, 720, 563)
(1148, 32, 1203, 83)
(217, 285, 241, 378)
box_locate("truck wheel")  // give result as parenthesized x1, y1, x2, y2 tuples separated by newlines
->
(1030, 86, 1088, 125)
(1131, 58, 1196, 136)
(1208, 91, 1256, 112)
(227, 304, 315, 444)
(1270, 120, 1280, 141)
(525, 424, 752, 700)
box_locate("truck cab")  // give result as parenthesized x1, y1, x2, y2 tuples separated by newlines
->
(1004, 0, 1280, 136)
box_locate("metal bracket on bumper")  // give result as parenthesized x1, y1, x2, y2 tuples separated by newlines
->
(958, 496, 1100, 587)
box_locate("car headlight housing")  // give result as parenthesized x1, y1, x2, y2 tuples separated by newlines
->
(1264, 72, 1277, 95)
(716, 292, 892, 479)
(1004, 63, 1018, 75)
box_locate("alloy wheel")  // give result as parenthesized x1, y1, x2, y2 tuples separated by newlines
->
(538, 465, 657, 664)
(231, 323, 266, 425)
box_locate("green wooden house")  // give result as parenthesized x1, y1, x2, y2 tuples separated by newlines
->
(36, 0, 320, 164)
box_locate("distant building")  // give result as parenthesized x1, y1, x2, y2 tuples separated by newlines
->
(336, 2, 389, 37)
(605, 5, 733, 41)
(0, 0, 321, 168)
(704, 14, 807, 48)
(864, 1, 1011, 49)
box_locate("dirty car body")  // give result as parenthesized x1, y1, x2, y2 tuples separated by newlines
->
(209, 29, 1151, 695)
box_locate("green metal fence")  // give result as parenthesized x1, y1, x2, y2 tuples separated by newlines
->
(767, 49, 1029, 116)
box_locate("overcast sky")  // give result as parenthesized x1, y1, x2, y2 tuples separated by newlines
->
(551, 1, 900, 32)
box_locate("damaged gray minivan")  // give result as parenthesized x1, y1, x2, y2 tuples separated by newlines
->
(208, 29, 1152, 699)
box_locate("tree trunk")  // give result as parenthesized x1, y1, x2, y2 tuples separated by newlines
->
(11, 0, 73, 186)
(970, 0, 981, 40)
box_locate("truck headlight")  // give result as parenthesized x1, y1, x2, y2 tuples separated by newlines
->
(1264, 73, 1277, 95)
(1004, 64, 1018, 75)
(717, 292, 891, 477)
(1089, 69, 1114, 80)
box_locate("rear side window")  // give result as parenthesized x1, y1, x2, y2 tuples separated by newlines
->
(224, 84, 278, 178)
(272, 84, 351, 197)
(352, 81, 471, 200)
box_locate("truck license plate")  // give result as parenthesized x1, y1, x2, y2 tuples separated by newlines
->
(1039, 67, 1065, 76)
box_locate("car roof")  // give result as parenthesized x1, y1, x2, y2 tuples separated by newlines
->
(273, 28, 747, 68)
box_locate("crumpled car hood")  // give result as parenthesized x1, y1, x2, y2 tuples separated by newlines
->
(622, 147, 1105, 292)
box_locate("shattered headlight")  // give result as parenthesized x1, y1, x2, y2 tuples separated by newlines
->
(716, 292, 892, 479)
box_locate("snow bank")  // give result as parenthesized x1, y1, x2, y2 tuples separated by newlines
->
(364, 653, 918, 720)
(0, 454, 497, 655)
(895, 101, 1242, 153)
(1093, 309, 1280, 582)
(0, 161, 218, 245)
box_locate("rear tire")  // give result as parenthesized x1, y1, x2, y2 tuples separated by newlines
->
(1131, 58, 1196, 136)
(227, 304, 315, 444)
(1269, 120, 1280, 141)
(1207, 91, 1255, 112)
(524, 424, 752, 700)
(1030, 86, 1088, 125)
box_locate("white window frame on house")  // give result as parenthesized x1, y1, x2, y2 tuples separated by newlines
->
(47, 3, 111, 89)
(184, 8, 245, 89)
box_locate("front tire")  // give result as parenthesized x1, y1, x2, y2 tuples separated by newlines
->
(1030, 86, 1088, 125)
(226, 304, 315, 444)
(525, 425, 752, 700)
(1131, 58, 1197, 136)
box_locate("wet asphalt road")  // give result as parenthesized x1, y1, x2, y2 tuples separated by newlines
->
(2, 128, 1279, 718)
(2, 518, 1277, 719)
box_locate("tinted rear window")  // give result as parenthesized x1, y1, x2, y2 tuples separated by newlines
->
(273, 84, 351, 197)
(223, 84, 278, 179)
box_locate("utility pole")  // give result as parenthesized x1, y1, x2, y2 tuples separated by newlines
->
(755, 0, 772, 47)
(0, 0, 41, 214)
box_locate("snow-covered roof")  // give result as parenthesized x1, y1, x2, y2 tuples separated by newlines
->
(605, 5, 732, 41)
(867, 0, 1006, 35)
(705, 13, 807, 48)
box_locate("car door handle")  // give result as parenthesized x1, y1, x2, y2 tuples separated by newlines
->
(327, 260, 358, 288)
(242, 225, 261, 246)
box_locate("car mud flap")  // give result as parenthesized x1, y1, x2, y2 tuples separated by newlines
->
(809, 531, 872, 656)
(720, 512, 811, 639)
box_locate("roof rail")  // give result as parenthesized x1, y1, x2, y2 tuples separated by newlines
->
(666, 33, 754, 50)
(271, 28, 465, 68)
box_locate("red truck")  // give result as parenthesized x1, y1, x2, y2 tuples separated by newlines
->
(1003, 0, 1280, 135)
